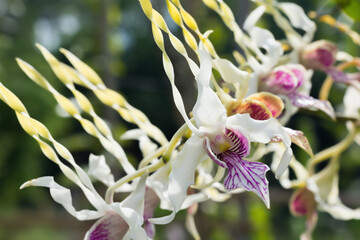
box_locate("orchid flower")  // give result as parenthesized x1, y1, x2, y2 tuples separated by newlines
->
(21, 157, 150, 240)
(260, 63, 335, 121)
(271, 143, 360, 240)
(301, 40, 360, 87)
(150, 45, 292, 225)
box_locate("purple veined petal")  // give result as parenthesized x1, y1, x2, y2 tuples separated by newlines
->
(289, 92, 335, 119)
(224, 128, 250, 158)
(86, 212, 128, 240)
(220, 151, 270, 208)
(326, 68, 349, 83)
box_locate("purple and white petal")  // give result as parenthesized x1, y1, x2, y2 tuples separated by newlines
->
(85, 212, 128, 240)
(225, 128, 250, 158)
(227, 114, 292, 178)
(204, 137, 227, 168)
(220, 151, 270, 208)
(289, 92, 335, 119)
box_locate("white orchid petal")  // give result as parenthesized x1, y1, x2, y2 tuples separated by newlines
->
(110, 203, 149, 240)
(147, 160, 173, 211)
(212, 58, 250, 99)
(307, 158, 360, 220)
(88, 154, 115, 187)
(243, 5, 266, 31)
(150, 136, 205, 225)
(121, 173, 147, 217)
(121, 129, 158, 157)
(278, 3, 316, 44)
(193, 48, 227, 132)
(182, 192, 209, 210)
(21, 176, 104, 221)
(227, 114, 292, 178)
(248, 27, 283, 74)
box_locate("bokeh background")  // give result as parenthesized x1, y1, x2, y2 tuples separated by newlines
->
(0, 0, 360, 239)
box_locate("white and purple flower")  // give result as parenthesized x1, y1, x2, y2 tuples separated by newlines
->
(150, 46, 293, 225)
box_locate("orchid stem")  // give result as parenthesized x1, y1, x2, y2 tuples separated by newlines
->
(105, 160, 164, 203)
(162, 123, 189, 162)
(307, 122, 358, 175)
(139, 145, 167, 168)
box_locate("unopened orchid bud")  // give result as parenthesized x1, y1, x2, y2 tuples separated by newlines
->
(289, 187, 316, 217)
(260, 64, 306, 95)
(300, 40, 338, 71)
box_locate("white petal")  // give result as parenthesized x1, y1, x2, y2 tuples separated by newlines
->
(307, 159, 360, 220)
(88, 154, 115, 187)
(147, 161, 172, 211)
(150, 136, 205, 224)
(110, 203, 150, 240)
(121, 173, 147, 217)
(344, 86, 360, 118)
(21, 176, 104, 220)
(193, 47, 227, 133)
(243, 5, 266, 31)
(212, 58, 250, 99)
(278, 3, 316, 45)
(248, 27, 283, 74)
(227, 114, 292, 178)
(121, 129, 158, 157)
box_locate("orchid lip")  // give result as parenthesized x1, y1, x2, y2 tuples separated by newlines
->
(204, 128, 270, 208)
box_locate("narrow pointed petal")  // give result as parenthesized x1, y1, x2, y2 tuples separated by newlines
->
(243, 5, 266, 31)
(285, 128, 314, 157)
(221, 152, 270, 208)
(247, 92, 284, 118)
(193, 48, 227, 133)
(21, 177, 104, 220)
(289, 92, 335, 119)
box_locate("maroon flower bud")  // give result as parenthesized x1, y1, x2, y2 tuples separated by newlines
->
(300, 40, 338, 71)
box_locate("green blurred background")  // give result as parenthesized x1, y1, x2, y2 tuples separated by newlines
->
(0, 0, 359, 239)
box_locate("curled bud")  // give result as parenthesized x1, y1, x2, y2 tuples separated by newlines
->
(300, 40, 338, 71)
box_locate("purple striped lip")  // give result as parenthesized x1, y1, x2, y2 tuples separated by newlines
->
(203, 128, 270, 207)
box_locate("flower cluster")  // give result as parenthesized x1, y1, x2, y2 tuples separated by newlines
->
(0, 0, 359, 239)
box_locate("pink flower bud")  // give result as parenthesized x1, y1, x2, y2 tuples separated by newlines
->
(300, 40, 338, 71)
(261, 64, 306, 95)
(289, 187, 316, 217)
